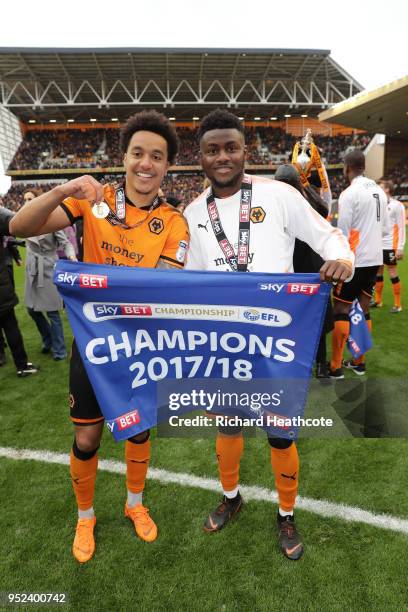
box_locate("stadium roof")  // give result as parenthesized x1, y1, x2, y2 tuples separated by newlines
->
(0, 47, 363, 123)
(319, 75, 408, 138)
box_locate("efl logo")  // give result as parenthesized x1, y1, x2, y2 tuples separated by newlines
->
(243, 309, 260, 321)
(80, 274, 108, 289)
(116, 409, 141, 432)
(287, 283, 320, 295)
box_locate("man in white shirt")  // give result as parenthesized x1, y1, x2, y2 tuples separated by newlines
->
(373, 180, 406, 313)
(330, 150, 388, 378)
(184, 109, 354, 561)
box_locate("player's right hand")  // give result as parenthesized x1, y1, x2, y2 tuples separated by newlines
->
(319, 259, 353, 283)
(58, 175, 104, 203)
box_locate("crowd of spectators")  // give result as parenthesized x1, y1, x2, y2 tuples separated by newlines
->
(383, 157, 408, 196)
(10, 129, 108, 171)
(328, 172, 349, 199)
(256, 128, 371, 165)
(176, 128, 201, 165)
(102, 130, 122, 167)
(0, 169, 355, 212)
(161, 173, 203, 202)
(6, 126, 406, 209)
(0, 175, 205, 211)
(10, 131, 57, 170)
(8, 127, 370, 171)
(1, 183, 61, 211)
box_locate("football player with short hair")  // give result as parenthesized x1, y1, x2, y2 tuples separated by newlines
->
(330, 150, 388, 377)
(373, 180, 405, 312)
(184, 108, 353, 560)
(10, 110, 189, 563)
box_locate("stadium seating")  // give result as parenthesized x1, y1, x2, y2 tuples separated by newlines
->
(383, 156, 408, 197)
(1, 126, 375, 208)
(8, 127, 370, 170)
(1, 176, 205, 211)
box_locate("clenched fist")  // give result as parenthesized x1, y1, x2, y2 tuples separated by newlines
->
(319, 259, 353, 283)
(59, 175, 104, 204)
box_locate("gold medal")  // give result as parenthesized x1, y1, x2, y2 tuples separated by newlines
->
(92, 201, 110, 219)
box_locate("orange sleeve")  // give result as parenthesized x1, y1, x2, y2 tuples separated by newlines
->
(159, 213, 190, 268)
(348, 228, 360, 254)
(60, 196, 90, 224)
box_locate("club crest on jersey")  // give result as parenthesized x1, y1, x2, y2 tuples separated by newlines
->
(250, 207, 266, 224)
(149, 217, 164, 234)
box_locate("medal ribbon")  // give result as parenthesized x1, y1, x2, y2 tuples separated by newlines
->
(206, 176, 253, 272)
(105, 187, 160, 229)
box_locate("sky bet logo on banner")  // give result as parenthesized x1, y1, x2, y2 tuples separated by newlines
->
(54, 261, 330, 442)
(56, 271, 108, 289)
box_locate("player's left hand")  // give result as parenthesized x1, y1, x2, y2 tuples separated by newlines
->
(397, 249, 404, 260)
(319, 259, 352, 283)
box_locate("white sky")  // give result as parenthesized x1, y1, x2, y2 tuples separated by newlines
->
(3, 0, 406, 90)
(1, 0, 407, 193)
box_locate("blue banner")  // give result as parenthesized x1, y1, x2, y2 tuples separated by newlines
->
(347, 299, 373, 359)
(54, 261, 330, 441)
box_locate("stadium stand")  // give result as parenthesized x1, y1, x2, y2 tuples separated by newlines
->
(7, 126, 370, 171)
(1, 175, 205, 211)
(1, 182, 63, 211)
(1, 125, 371, 208)
(383, 157, 408, 198)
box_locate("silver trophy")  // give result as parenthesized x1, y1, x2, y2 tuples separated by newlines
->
(296, 128, 313, 171)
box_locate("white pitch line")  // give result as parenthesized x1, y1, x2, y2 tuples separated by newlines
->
(1, 445, 408, 536)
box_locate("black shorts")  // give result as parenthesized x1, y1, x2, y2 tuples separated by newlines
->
(383, 249, 397, 266)
(69, 340, 104, 426)
(333, 266, 379, 304)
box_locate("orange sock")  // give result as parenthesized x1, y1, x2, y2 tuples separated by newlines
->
(270, 443, 299, 512)
(331, 315, 350, 370)
(375, 276, 384, 304)
(125, 437, 151, 494)
(216, 433, 244, 493)
(392, 277, 401, 308)
(70, 443, 98, 511)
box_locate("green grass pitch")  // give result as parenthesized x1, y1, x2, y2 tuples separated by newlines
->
(1, 252, 408, 611)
